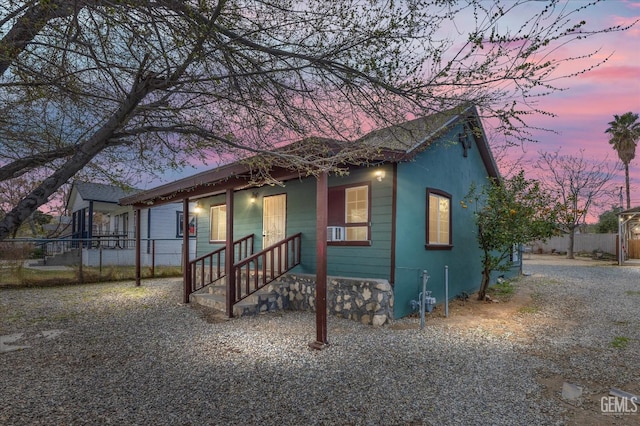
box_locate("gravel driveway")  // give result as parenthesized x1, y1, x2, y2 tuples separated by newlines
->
(1, 256, 639, 425)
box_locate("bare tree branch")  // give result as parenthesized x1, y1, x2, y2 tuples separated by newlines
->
(535, 149, 619, 259)
(0, 0, 634, 239)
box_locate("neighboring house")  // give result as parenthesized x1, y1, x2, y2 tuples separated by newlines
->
(43, 216, 72, 238)
(121, 105, 521, 323)
(618, 206, 640, 263)
(53, 181, 196, 267)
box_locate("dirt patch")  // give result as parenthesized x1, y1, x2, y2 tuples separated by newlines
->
(389, 280, 538, 341)
(535, 375, 630, 426)
(389, 271, 638, 425)
(389, 264, 640, 426)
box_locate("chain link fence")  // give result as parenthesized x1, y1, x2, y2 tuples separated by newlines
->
(0, 238, 185, 286)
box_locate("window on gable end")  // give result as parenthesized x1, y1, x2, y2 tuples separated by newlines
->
(426, 188, 452, 250)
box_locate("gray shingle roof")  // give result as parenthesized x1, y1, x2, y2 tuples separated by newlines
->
(356, 109, 462, 153)
(620, 206, 640, 215)
(120, 104, 496, 207)
(74, 182, 141, 203)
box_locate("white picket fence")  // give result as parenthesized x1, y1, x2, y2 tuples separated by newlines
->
(529, 233, 617, 255)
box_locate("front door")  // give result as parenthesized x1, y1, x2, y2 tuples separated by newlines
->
(263, 194, 286, 248)
(263, 194, 287, 272)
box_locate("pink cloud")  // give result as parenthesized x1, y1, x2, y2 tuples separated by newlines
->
(583, 65, 640, 82)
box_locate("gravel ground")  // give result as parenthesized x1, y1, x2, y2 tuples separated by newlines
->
(1, 256, 639, 425)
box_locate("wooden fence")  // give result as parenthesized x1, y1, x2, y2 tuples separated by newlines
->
(630, 240, 640, 259)
(530, 234, 618, 256)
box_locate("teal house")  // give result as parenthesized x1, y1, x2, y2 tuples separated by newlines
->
(121, 105, 521, 325)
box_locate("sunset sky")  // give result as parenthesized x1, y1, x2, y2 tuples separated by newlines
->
(495, 0, 640, 210)
(145, 1, 640, 215)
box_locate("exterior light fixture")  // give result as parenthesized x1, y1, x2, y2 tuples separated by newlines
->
(375, 170, 386, 182)
(250, 192, 259, 203)
(194, 201, 203, 215)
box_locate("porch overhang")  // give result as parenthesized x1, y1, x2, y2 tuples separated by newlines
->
(119, 152, 404, 208)
(119, 164, 306, 208)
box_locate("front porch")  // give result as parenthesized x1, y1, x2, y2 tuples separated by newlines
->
(186, 232, 393, 325)
(123, 166, 337, 346)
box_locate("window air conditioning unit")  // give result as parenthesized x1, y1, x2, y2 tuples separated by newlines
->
(327, 226, 345, 242)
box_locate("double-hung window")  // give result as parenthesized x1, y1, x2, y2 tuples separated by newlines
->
(426, 188, 452, 249)
(328, 183, 371, 244)
(209, 204, 227, 242)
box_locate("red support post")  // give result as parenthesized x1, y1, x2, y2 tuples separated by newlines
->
(310, 171, 329, 349)
(182, 198, 190, 304)
(135, 208, 141, 287)
(225, 189, 235, 318)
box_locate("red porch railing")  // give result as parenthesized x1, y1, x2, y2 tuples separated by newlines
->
(233, 233, 302, 304)
(188, 234, 254, 294)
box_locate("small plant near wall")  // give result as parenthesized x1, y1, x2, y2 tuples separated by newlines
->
(464, 171, 559, 301)
(486, 279, 515, 301)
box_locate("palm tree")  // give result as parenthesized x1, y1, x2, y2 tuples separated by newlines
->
(605, 112, 640, 209)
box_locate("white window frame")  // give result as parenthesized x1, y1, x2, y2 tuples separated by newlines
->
(426, 189, 452, 249)
(209, 204, 227, 242)
(345, 185, 369, 241)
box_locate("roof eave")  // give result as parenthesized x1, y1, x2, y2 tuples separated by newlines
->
(119, 163, 307, 207)
(119, 162, 251, 207)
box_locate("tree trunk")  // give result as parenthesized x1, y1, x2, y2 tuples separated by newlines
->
(477, 268, 491, 300)
(625, 163, 631, 210)
(567, 227, 576, 259)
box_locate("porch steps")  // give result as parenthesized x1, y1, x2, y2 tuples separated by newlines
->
(189, 278, 288, 317)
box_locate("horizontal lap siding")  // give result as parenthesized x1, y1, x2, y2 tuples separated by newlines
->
(276, 179, 317, 275)
(147, 204, 182, 239)
(393, 126, 494, 319)
(233, 191, 265, 249)
(194, 182, 317, 270)
(145, 204, 194, 262)
(326, 166, 393, 280)
(194, 167, 394, 281)
(280, 172, 393, 279)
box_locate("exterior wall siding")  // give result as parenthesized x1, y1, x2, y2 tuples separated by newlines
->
(191, 128, 514, 321)
(143, 203, 196, 264)
(194, 165, 394, 280)
(393, 125, 519, 319)
(65, 189, 192, 267)
(325, 166, 393, 280)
